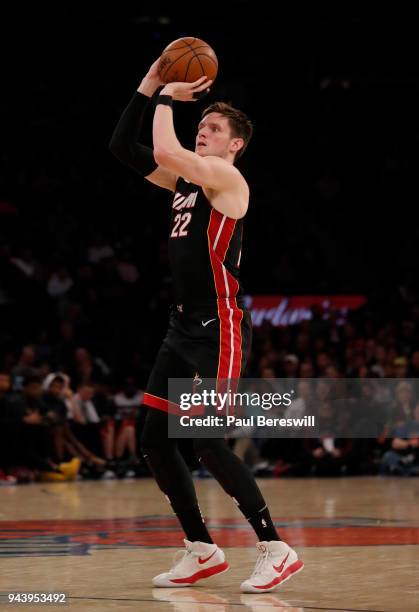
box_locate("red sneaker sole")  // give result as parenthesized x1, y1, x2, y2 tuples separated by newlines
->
(170, 561, 230, 585)
(243, 559, 304, 592)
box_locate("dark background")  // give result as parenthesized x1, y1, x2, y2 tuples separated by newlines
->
(1, 4, 418, 382)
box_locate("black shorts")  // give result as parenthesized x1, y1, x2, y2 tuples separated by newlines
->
(144, 300, 252, 412)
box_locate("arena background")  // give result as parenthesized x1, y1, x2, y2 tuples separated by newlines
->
(1, 6, 418, 382)
(1, 6, 419, 610)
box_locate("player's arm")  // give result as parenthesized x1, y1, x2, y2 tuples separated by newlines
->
(109, 59, 177, 192)
(152, 82, 248, 218)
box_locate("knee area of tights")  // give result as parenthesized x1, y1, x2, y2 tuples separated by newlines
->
(193, 439, 223, 456)
(140, 441, 167, 457)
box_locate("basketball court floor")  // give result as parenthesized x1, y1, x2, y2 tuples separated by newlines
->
(1, 477, 418, 611)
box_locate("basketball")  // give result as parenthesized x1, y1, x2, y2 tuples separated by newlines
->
(158, 37, 218, 84)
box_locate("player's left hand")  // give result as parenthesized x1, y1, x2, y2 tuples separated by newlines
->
(161, 76, 212, 101)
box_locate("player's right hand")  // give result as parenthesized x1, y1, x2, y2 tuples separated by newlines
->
(146, 58, 163, 82)
(145, 57, 165, 89)
(138, 57, 164, 96)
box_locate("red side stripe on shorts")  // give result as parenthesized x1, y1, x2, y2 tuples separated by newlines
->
(143, 392, 178, 414)
(143, 392, 204, 416)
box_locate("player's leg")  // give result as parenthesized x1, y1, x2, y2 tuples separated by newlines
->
(193, 436, 279, 540)
(193, 307, 304, 591)
(141, 403, 212, 544)
(141, 342, 229, 587)
(193, 436, 303, 591)
(193, 308, 279, 539)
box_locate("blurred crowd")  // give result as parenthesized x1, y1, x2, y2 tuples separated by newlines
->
(2, 291, 419, 484)
(2, 7, 419, 484)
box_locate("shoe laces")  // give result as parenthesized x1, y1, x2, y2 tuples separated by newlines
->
(251, 543, 271, 577)
(170, 546, 200, 575)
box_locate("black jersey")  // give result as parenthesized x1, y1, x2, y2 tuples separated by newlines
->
(168, 177, 244, 305)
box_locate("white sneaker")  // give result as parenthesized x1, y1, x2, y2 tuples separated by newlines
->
(240, 541, 303, 593)
(152, 539, 229, 587)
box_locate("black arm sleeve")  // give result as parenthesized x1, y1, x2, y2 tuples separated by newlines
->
(109, 91, 158, 176)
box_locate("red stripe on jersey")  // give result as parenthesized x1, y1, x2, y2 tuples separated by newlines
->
(207, 211, 244, 395)
(211, 211, 236, 261)
(207, 209, 239, 300)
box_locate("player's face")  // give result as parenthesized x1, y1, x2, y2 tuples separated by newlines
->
(195, 113, 235, 158)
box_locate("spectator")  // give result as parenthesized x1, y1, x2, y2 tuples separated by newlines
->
(113, 377, 143, 468)
(42, 375, 106, 474)
(10, 247, 41, 280)
(87, 234, 114, 264)
(69, 382, 109, 466)
(47, 266, 73, 298)
(392, 381, 415, 425)
(6, 375, 80, 481)
(304, 402, 352, 476)
(381, 403, 419, 476)
(11, 345, 41, 391)
(0, 372, 17, 484)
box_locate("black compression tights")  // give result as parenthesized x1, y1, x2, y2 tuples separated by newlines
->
(140, 408, 279, 542)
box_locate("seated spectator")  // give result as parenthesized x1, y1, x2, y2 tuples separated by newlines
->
(47, 266, 73, 298)
(0, 372, 17, 484)
(381, 403, 419, 476)
(113, 377, 143, 466)
(69, 382, 109, 466)
(6, 375, 80, 481)
(393, 356, 408, 379)
(42, 374, 106, 474)
(303, 402, 352, 476)
(11, 345, 41, 391)
(392, 381, 415, 426)
(87, 233, 114, 264)
(92, 381, 116, 465)
(71, 348, 111, 388)
(271, 380, 314, 476)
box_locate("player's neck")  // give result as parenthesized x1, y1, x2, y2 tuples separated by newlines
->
(220, 152, 235, 165)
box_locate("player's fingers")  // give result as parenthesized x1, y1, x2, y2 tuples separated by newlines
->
(190, 76, 208, 87)
(193, 78, 212, 88)
(190, 81, 211, 92)
(193, 79, 212, 92)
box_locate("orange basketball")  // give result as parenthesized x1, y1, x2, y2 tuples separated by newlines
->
(158, 37, 218, 84)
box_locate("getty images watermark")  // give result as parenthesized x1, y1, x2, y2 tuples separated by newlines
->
(178, 388, 315, 430)
(168, 378, 408, 438)
(168, 378, 318, 438)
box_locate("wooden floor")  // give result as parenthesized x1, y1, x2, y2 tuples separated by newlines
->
(1, 477, 418, 611)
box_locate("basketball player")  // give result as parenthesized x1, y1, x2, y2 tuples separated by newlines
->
(109, 57, 303, 593)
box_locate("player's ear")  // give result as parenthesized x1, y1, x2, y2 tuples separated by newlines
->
(231, 138, 244, 152)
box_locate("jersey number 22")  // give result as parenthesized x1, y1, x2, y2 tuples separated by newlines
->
(171, 212, 191, 238)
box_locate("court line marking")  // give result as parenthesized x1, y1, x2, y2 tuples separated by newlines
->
(57, 595, 387, 611)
